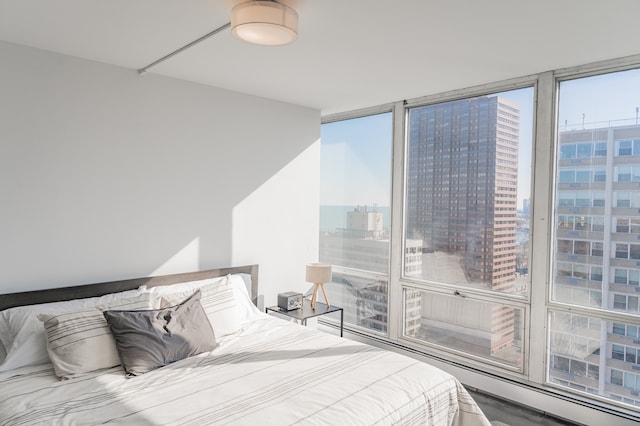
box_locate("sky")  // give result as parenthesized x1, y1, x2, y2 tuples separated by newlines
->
(320, 68, 640, 208)
(558, 68, 640, 129)
(320, 112, 392, 207)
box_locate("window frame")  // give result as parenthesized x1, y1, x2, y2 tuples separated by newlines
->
(390, 77, 538, 378)
(320, 104, 395, 335)
(320, 55, 640, 420)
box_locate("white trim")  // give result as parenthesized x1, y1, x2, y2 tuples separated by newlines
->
(528, 70, 556, 385)
(553, 53, 640, 81)
(404, 74, 538, 108)
(389, 101, 407, 341)
(321, 103, 394, 125)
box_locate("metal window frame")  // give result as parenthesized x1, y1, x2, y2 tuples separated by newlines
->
(319, 52, 640, 421)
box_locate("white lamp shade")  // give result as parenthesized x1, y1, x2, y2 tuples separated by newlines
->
(231, 1, 298, 46)
(306, 263, 332, 284)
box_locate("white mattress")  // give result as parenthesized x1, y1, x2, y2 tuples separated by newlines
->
(0, 317, 490, 425)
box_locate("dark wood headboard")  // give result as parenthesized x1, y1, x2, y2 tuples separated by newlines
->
(0, 265, 259, 311)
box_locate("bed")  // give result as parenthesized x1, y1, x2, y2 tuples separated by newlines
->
(0, 265, 491, 425)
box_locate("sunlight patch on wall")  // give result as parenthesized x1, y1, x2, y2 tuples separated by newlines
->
(231, 139, 320, 304)
(150, 237, 200, 276)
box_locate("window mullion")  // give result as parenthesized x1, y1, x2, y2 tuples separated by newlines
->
(388, 101, 407, 341)
(528, 70, 556, 384)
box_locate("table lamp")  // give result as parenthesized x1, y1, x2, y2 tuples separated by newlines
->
(306, 263, 332, 310)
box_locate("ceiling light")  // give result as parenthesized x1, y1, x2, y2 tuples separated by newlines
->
(231, 1, 298, 46)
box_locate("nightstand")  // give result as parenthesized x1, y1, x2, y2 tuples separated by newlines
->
(266, 299, 344, 337)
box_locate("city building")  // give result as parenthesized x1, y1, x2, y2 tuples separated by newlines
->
(404, 96, 520, 357)
(551, 124, 640, 406)
(320, 206, 422, 334)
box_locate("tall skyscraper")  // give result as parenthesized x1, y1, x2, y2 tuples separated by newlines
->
(407, 96, 519, 292)
(405, 96, 520, 356)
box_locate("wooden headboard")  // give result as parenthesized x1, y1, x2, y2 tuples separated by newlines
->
(0, 265, 259, 311)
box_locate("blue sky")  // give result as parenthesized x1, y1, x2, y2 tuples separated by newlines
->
(559, 68, 640, 129)
(320, 68, 640, 208)
(320, 112, 392, 207)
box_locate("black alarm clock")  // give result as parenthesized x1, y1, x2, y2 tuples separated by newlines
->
(277, 291, 303, 311)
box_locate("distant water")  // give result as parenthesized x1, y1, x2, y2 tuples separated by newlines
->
(320, 205, 391, 232)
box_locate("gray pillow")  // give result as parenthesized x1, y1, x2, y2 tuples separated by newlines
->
(103, 290, 218, 376)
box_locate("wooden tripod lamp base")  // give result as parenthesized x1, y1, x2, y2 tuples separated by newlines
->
(306, 263, 332, 310)
(310, 282, 330, 310)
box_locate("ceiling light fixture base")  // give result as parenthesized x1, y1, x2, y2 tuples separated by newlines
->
(231, 1, 298, 46)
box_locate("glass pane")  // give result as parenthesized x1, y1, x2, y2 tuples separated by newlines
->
(612, 322, 626, 335)
(325, 270, 388, 333)
(559, 170, 574, 183)
(556, 70, 640, 307)
(619, 140, 632, 156)
(617, 166, 632, 182)
(558, 192, 574, 207)
(613, 344, 625, 360)
(575, 170, 591, 183)
(616, 244, 629, 259)
(615, 268, 628, 284)
(558, 215, 573, 230)
(594, 142, 607, 157)
(404, 88, 534, 294)
(560, 144, 576, 159)
(593, 193, 606, 207)
(590, 266, 603, 282)
(552, 68, 640, 408)
(320, 112, 392, 334)
(616, 192, 631, 207)
(577, 144, 592, 158)
(557, 262, 572, 277)
(573, 264, 588, 279)
(617, 218, 630, 233)
(403, 288, 524, 369)
(548, 311, 603, 395)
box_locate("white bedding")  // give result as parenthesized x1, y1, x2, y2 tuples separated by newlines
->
(0, 317, 490, 425)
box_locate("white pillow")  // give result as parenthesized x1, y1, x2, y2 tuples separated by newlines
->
(0, 289, 144, 372)
(142, 276, 229, 295)
(148, 274, 264, 337)
(37, 292, 157, 379)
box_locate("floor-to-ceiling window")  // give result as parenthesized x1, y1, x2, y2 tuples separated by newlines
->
(401, 88, 533, 371)
(319, 60, 640, 419)
(550, 68, 640, 408)
(319, 111, 393, 333)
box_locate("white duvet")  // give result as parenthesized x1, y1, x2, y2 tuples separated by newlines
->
(0, 317, 490, 425)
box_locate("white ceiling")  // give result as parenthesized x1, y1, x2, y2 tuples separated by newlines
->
(1, 0, 639, 115)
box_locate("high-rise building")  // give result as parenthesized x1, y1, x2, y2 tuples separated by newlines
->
(406, 96, 519, 291)
(320, 206, 422, 333)
(551, 124, 640, 405)
(405, 96, 520, 356)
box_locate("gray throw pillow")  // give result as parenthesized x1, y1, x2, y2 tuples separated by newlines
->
(103, 290, 218, 376)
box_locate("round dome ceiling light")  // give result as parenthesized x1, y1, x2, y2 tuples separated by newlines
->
(231, 1, 298, 46)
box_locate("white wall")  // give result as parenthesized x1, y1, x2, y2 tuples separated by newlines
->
(0, 41, 320, 304)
